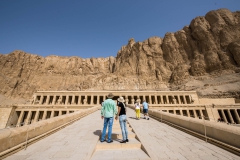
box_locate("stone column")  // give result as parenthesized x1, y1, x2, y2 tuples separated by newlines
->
(166, 95, 169, 104)
(192, 110, 197, 118)
(52, 95, 56, 105)
(131, 97, 135, 104)
(46, 95, 50, 105)
(16, 111, 24, 127)
(193, 109, 196, 118)
(90, 95, 93, 105)
(220, 110, 227, 123)
(34, 110, 40, 122)
(39, 95, 44, 105)
(180, 109, 183, 115)
(160, 96, 163, 104)
(183, 95, 187, 104)
(72, 95, 75, 105)
(42, 110, 47, 120)
(227, 110, 234, 124)
(199, 110, 204, 119)
(97, 95, 100, 105)
(143, 95, 146, 101)
(173, 109, 176, 115)
(155, 95, 158, 104)
(149, 95, 152, 104)
(84, 96, 87, 104)
(67, 110, 70, 114)
(125, 97, 129, 104)
(50, 110, 54, 118)
(59, 110, 62, 116)
(234, 109, 240, 124)
(65, 96, 69, 105)
(177, 95, 181, 104)
(186, 110, 190, 117)
(78, 95, 82, 105)
(25, 111, 32, 125)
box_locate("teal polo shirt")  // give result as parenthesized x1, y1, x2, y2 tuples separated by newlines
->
(101, 98, 117, 118)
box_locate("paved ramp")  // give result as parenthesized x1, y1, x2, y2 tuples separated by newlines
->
(4, 108, 239, 160)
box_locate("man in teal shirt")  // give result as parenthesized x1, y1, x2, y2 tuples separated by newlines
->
(100, 93, 117, 143)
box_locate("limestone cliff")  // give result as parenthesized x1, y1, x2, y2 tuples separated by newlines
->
(0, 9, 240, 99)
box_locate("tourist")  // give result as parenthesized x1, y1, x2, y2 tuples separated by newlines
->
(100, 93, 118, 143)
(135, 102, 141, 120)
(142, 100, 150, 120)
(218, 117, 221, 122)
(115, 97, 128, 143)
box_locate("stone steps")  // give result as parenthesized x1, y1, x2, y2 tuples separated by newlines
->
(91, 149, 151, 160)
(104, 131, 136, 139)
(96, 138, 141, 150)
(90, 121, 150, 160)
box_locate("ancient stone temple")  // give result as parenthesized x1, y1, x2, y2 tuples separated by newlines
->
(1, 90, 239, 129)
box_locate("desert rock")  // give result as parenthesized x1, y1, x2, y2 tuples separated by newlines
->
(0, 9, 240, 100)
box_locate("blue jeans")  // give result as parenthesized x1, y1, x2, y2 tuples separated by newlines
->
(101, 117, 114, 142)
(119, 115, 128, 140)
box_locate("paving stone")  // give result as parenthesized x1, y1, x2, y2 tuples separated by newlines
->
(199, 155, 220, 160)
(5, 155, 30, 160)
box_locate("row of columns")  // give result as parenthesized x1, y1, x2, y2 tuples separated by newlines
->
(167, 109, 206, 119)
(218, 109, 240, 124)
(164, 108, 240, 123)
(15, 110, 75, 127)
(133, 95, 189, 104)
(33, 95, 106, 105)
(33, 94, 192, 105)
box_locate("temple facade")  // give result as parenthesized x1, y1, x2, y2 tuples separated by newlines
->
(1, 91, 240, 129)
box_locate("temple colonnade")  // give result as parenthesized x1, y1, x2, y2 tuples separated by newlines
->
(32, 91, 197, 105)
(9, 109, 76, 127)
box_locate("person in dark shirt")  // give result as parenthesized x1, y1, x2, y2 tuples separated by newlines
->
(115, 97, 128, 143)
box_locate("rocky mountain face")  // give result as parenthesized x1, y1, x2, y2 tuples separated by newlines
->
(0, 8, 240, 99)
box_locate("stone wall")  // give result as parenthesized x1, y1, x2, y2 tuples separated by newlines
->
(235, 99, 240, 103)
(0, 107, 14, 129)
(199, 98, 235, 105)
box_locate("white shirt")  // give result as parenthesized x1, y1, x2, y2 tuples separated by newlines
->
(135, 103, 140, 109)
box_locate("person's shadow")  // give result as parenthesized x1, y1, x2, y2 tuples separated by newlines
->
(93, 130, 101, 136)
(93, 130, 121, 141)
(128, 116, 136, 119)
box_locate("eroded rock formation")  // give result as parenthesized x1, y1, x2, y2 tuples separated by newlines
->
(0, 9, 240, 99)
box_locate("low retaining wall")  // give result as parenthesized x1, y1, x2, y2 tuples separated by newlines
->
(128, 105, 240, 149)
(0, 106, 100, 156)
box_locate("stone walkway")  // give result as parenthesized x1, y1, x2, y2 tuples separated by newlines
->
(127, 109, 240, 160)
(4, 108, 240, 160)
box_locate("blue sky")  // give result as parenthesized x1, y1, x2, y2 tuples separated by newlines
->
(0, 0, 239, 58)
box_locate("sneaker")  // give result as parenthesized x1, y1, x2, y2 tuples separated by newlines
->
(147, 118, 149, 120)
(126, 139, 129, 142)
(100, 140, 105, 142)
(143, 117, 146, 119)
(107, 140, 113, 143)
(120, 140, 126, 143)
